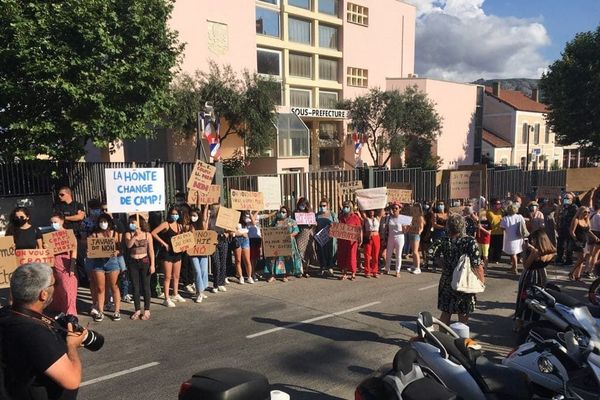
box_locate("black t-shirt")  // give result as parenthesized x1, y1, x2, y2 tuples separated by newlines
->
(14, 226, 42, 250)
(1, 311, 78, 400)
(53, 201, 85, 234)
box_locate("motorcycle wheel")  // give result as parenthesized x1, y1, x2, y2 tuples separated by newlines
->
(588, 277, 600, 305)
(517, 320, 562, 345)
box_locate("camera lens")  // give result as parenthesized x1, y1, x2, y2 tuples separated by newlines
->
(81, 330, 104, 352)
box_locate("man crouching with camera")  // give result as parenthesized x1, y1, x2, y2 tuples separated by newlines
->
(1, 263, 86, 399)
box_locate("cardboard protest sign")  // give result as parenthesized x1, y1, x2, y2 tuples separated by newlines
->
(356, 187, 388, 210)
(130, 212, 149, 222)
(329, 222, 361, 242)
(230, 189, 265, 211)
(387, 188, 413, 204)
(450, 170, 481, 199)
(338, 180, 363, 196)
(43, 230, 77, 255)
(257, 176, 282, 210)
(0, 236, 18, 288)
(294, 212, 316, 225)
(449, 206, 464, 215)
(87, 237, 116, 259)
(187, 160, 217, 193)
(566, 167, 600, 192)
(15, 249, 54, 267)
(262, 227, 292, 257)
(387, 182, 413, 190)
(314, 225, 331, 247)
(397, 215, 413, 226)
(187, 185, 221, 205)
(171, 232, 196, 253)
(187, 230, 218, 256)
(105, 168, 165, 213)
(215, 206, 241, 232)
(536, 186, 561, 200)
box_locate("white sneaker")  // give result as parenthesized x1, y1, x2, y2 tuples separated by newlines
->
(185, 284, 196, 294)
(163, 299, 176, 308)
(209, 287, 218, 294)
(238, 276, 245, 285)
(123, 294, 134, 304)
(224, 277, 230, 284)
(194, 296, 203, 303)
(411, 268, 422, 275)
(158, 292, 165, 299)
(173, 294, 186, 302)
(218, 286, 227, 292)
(201, 293, 208, 299)
(247, 277, 255, 284)
(90, 308, 100, 317)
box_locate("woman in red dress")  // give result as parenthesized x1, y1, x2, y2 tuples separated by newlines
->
(337, 201, 363, 280)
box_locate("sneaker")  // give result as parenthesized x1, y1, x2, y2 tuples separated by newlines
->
(247, 277, 255, 284)
(90, 308, 100, 318)
(238, 276, 245, 285)
(173, 294, 186, 302)
(411, 268, 422, 275)
(163, 299, 176, 308)
(201, 293, 208, 299)
(157, 292, 165, 299)
(194, 296, 203, 303)
(328, 268, 334, 276)
(209, 287, 219, 294)
(123, 294, 134, 304)
(218, 286, 227, 292)
(93, 312, 104, 322)
(224, 278, 230, 284)
(185, 284, 196, 294)
(112, 312, 121, 321)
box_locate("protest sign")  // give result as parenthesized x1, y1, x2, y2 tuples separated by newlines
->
(43, 230, 77, 255)
(314, 225, 331, 247)
(387, 182, 413, 190)
(187, 185, 221, 205)
(0, 236, 17, 289)
(387, 188, 413, 204)
(449, 206, 464, 215)
(187, 160, 217, 193)
(187, 230, 218, 256)
(171, 232, 196, 253)
(257, 176, 282, 210)
(536, 186, 561, 200)
(566, 167, 600, 192)
(396, 215, 413, 225)
(105, 168, 165, 213)
(450, 170, 481, 199)
(262, 227, 292, 257)
(15, 249, 55, 267)
(215, 206, 241, 232)
(87, 237, 116, 259)
(356, 187, 388, 210)
(338, 180, 363, 196)
(329, 222, 361, 242)
(230, 189, 265, 211)
(294, 212, 316, 225)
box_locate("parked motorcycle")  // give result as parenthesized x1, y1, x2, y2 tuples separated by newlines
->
(589, 277, 600, 305)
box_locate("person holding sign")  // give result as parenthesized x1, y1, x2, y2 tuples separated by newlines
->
(294, 197, 316, 278)
(44, 212, 79, 317)
(5, 206, 42, 250)
(265, 206, 301, 282)
(88, 213, 122, 321)
(362, 209, 381, 278)
(125, 215, 155, 320)
(337, 201, 362, 281)
(208, 205, 229, 293)
(151, 207, 186, 307)
(316, 198, 337, 277)
(188, 207, 210, 302)
(383, 203, 409, 277)
(232, 211, 254, 285)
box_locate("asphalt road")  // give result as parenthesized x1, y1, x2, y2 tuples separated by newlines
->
(76, 260, 589, 400)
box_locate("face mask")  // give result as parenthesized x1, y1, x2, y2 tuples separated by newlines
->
(319, 206, 327, 212)
(191, 215, 199, 223)
(170, 214, 180, 222)
(52, 222, 61, 231)
(467, 207, 473, 214)
(277, 212, 286, 219)
(563, 198, 571, 205)
(423, 205, 430, 210)
(244, 217, 251, 223)
(99, 222, 109, 230)
(514, 202, 521, 209)
(299, 205, 306, 211)
(437, 205, 445, 212)
(129, 223, 137, 231)
(343, 207, 351, 214)
(529, 206, 537, 213)
(13, 217, 27, 227)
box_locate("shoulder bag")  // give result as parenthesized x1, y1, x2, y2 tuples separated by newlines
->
(451, 254, 485, 294)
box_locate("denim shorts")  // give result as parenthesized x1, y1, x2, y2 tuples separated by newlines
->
(409, 233, 421, 242)
(92, 257, 121, 273)
(236, 236, 250, 249)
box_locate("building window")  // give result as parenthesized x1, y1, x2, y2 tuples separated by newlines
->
(545, 124, 550, 143)
(319, 91, 338, 108)
(319, 122, 338, 139)
(319, 24, 338, 49)
(534, 123, 540, 145)
(290, 88, 312, 107)
(289, 53, 312, 78)
(288, 0, 310, 10)
(319, 0, 338, 16)
(522, 123, 528, 144)
(256, 7, 280, 38)
(258, 0, 279, 4)
(347, 3, 368, 26)
(278, 113, 309, 157)
(347, 67, 368, 87)
(288, 17, 311, 44)
(257, 48, 282, 77)
(319, 58, 338, 81)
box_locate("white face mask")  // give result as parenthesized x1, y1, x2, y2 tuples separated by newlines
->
(191, 215, 199, 223)
(99, 222, 109, 230)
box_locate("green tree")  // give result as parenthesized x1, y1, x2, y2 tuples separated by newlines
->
(165, 63, 279, 157)
(540, 26, 600, 150)
(0, 0, 182, 161)
(342, 87, 442, 167)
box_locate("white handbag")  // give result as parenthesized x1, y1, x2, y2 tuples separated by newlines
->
(451, 254, 485, 294)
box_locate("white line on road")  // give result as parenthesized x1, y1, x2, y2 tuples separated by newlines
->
(80, 362, 160, 387)
(418, 283, 438, 291)
(246, 301, 381, 339)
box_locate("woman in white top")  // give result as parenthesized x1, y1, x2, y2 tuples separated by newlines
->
(385, 203, 409, 277)
(362, 209, 381, 278)
(500, 203, 525, 274)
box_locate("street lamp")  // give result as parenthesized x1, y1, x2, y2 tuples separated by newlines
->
(524, 123, 534, 171)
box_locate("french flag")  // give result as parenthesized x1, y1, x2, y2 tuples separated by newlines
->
(209, 123, 222, 161)
(353, 131, 362, 154)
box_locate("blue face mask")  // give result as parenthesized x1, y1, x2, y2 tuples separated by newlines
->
(129, 223, 137, 231)
(277, 212, 286, 219)
(319, 206, 327, 213)
(169, 214, 180, 222)
(343, 207, 351, 213)
(51, 222, 61, 231)
(437, 205, 445, 212)
(563, 198, 571, 205)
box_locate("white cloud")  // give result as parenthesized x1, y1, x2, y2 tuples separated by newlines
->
(405, 0, 551, 82)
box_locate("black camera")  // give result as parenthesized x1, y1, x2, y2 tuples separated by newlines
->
(54, 313, 104, 352)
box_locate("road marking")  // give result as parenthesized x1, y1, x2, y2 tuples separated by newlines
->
(80, 362, 160, 387)
(418, 283, 438, 291)
(247, 301, 381, 339)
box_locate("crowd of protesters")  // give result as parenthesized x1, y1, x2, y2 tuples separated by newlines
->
(4, 184, 599, 330)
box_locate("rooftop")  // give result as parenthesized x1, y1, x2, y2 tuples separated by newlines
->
(482, 128, 512, 148)
(485, 87, 548, 113)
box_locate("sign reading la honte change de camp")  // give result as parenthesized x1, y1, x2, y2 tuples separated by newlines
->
(105, 168, 166, 213)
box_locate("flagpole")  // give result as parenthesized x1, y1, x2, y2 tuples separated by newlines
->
(196, 111, 209, 163)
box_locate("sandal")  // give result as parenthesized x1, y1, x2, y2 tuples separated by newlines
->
(130, 311, 141, 320)
(141, 311, 151, 321)
(349, 275, 356, 281)
(267, 276, 275, 283)
(282, 277, 288, 282)
(339, 274, 348, 280)
(303, 272, 310, 278)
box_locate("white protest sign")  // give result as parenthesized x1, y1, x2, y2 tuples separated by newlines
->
(257, 176, 281, 210)
(355, 187, 388, 211)
(105, 168, 165, 213)
(294, 212, 316, 225)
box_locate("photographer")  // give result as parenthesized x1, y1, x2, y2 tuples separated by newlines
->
(1, 263, 86, 399)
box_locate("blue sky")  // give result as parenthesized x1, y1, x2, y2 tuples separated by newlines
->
(406, 0, 600, 81)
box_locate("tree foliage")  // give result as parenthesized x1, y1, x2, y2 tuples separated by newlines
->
(165, 63, 279, 157)
(540, 26, 600, 150)
(342, 87, 442, 167)
(0, 0, 182, 161)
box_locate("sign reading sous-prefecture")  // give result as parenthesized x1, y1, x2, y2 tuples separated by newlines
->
(291, 107, 348, 119)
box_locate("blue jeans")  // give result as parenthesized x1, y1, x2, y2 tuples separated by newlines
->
(191, 256, 209, 293)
